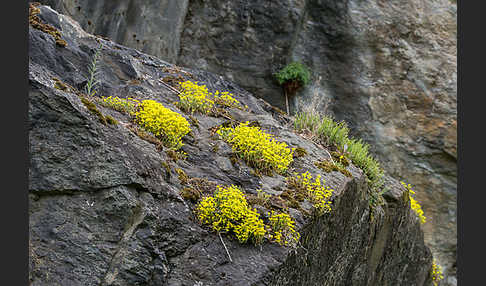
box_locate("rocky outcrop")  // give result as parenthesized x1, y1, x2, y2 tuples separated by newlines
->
(29, 5, 433, 285)
(36, 2, 457, 283)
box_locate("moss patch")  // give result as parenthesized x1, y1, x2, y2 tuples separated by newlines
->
(127, 124, 164, 150)
(53, 78, 68, 91)
(81, 97, 106, 125)
(188, 115, 199, 129)
(181, 187, 202, 202)
(29, 3, 67, 47)
(175, 168, 189, 185)
(330, 151, 350, 166)
(161, 161, 171, 179)
(293, 147, 308, 158)
(105, 115, 118, 125)
(314, 159, 352, 178)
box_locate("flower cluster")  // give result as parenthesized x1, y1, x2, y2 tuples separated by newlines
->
(134, 100, 191, 150)
(213, 90, 241, 108)
(196, 185, 266, 245)
(177, 81, 215, 114)
(97, 96, 140, 114)
(401, 181, 426, 224)
(269, 211, 300, 247)
(217, 122, 294, 175)
(431, 259, 444, 286)
(287, 171, 333, 215)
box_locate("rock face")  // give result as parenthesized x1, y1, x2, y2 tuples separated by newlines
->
(29, 5, 433, 286)
(36, 2, 457, 283)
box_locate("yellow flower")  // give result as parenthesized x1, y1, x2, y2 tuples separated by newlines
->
(217, 122, 293, 174)
(134, 100, 191, 149)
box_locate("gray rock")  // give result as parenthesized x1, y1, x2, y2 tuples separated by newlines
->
(29, 6, 434, 286)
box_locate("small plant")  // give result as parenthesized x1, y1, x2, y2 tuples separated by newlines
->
(286, 171, 334, 215)
(214, 90, 242, 108)
(217, 121, 294, 175)
(84, 42, 103, 96)
(294, 111, 385, 193)
(269, 211, 300, 247)
(431, 259, 444, 286)
(97, 96, 140, 114)
(177, 81, 215, 114)
(314, 159, 352, 178)
(401, 181, 426, 224)
(196, 185, 266, 245)
(275, 62, 311, 114)
(134, 100, 191, 150)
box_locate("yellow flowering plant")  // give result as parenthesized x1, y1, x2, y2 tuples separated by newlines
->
(213, 90, 241, 108)
(134, 100, 191, 150)
(269, 211, 300, 247)
(401, 181, 426, 224)
(287, 171, 334, 215)
(217, 121, 294, 175)
(97, 96, 140, 114)
(177, 81, 215, 114)
(196, 185, 266, 245)
(431, 259, 444, 286)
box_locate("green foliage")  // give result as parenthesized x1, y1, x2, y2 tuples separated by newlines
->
(196, 185, 267, 245)
(275, 62, 311, 86)
(401, 182, 426, 224)
(286, 171, 334, 215)
(217, 121, 294, 175)
(84, 42, 103, 96)
(269, 211, 300, 247)
(134, 100, 191, 150)
(294, 111, 385, 192)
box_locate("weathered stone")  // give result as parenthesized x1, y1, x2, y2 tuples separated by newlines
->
(29, 6, 434, 286)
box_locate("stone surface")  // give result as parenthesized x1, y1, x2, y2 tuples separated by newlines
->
(29, 5, 434, 285)
(34, 2, 457, 281)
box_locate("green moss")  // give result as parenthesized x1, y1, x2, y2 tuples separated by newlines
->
(81, 97, 106, 125)
(181, 187, 201, 202)
(188, 115, 200, 129)
(211, 143, 220, 153)
(175, 168, 189, 185)
(53, 78, 68, 91)
(229, 153, 239, 166)
(127, 124, 164, 150)
(293, 147, 308, 158)
(105, 115, 118, 125)
(29, 3, 67, 47)
(331, 151, 350, 166)
(314, 159, 352, 178)
(161, 161, 171, 179)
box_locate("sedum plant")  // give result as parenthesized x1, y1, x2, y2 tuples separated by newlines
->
(177, 81, 215, 114)
(97, 96, 140, 114)
(287, 171, 334, 215)
(401, 181, 426, 224)
(430, 259, 444, 286)
(196, 185, 266, 245)
(269, 211, 300, 247)
(217, 121, 294, 175)
(213, 90, 241, 108)
(134, 100, 191, 150)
